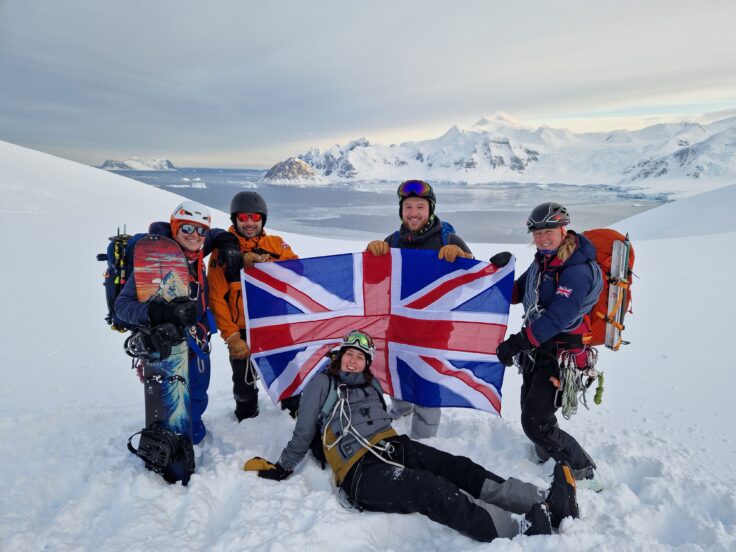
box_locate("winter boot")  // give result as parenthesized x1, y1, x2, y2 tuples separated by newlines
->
(234, 401, 259, 422)
(529, 443, 551, 464)
(574, 464, 605, 493)
(520, 502, 552, 536)
(546, 461, 579, 527)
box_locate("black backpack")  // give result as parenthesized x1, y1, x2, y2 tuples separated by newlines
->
(96, 229, 144, 331)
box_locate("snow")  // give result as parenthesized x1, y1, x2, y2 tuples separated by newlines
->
(1, 139, 735, 551)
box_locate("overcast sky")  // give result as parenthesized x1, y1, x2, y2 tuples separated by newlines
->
(1, 0, 735, 168)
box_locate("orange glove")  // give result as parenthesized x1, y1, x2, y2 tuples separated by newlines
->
(367, 240, 390, 256)
(225, 333, 250, 360)
(243, 456, 276, 471)
(243, 252, 268, 268)
(438, 244, 472, 262)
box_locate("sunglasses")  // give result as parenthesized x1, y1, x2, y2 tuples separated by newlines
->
(342, 330, 374, 349)
(180, 223, 208, 237)
(397, 179, 432, 198)
(236, 213, 263, 223)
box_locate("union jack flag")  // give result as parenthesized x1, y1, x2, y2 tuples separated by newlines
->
(242, 249, 514, 416)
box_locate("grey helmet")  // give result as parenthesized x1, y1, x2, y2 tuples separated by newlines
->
(526, 202, 570, 232)
(230, 191, 268, 226)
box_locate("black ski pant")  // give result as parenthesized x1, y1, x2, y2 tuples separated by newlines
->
(341, 435, 505, 542)
(231, 331, 259, 420)
(520, 349, 593, 471)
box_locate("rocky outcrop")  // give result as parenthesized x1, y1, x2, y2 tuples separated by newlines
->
(263, 157, 323, 184)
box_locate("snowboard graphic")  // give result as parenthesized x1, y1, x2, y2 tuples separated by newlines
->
(133, 235, 192, 438)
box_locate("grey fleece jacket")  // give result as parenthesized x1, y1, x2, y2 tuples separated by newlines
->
(277, 370, 391, 471)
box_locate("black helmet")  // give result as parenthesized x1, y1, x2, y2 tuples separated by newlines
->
(397, 179, 436, 217)
(230, 191, 268, 226)
(526, 202, 570, 232)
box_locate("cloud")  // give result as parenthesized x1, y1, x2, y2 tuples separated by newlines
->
(1, 0, 735, 166)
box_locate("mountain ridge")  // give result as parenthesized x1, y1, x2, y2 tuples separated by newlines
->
(266, 112, 736, 187)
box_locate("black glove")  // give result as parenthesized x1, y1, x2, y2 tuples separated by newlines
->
(489, 251, 512, 268)
(212, 229, 239, 250)
(258, 463, 293, 481)
(148, 298, 198, 328)
(280, 395, 301, 419)
(496, 331, 532, 367)
(218, 243, 244, 276)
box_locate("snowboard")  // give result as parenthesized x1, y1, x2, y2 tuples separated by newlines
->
(133, 235, 192, 439)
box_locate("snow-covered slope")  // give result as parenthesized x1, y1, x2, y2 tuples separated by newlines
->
(100, 157, 177, 171)
(283, 112, 736, 195)
(1, 140, 734, 551)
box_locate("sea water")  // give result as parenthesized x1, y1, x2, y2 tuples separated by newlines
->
(115, 168, 668, 243)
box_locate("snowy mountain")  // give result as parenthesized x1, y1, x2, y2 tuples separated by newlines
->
(278, 112, 736, 191)
(623, 125, 736, 180)
(1, 139, 735, 551)
(100, 156, 178, 171)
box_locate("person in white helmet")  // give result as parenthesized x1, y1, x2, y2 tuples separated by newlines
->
(115, 200, 241, 445)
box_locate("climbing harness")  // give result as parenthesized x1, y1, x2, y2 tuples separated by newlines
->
(242, 354, 259, 385)
(322, 383, 404, 470)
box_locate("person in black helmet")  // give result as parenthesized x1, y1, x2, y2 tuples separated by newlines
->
(208, 191, 300, 422)
(496, 202, 604, 491)
(365, 179, 473, 439)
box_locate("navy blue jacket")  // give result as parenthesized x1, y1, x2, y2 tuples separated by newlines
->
(514, 231, 598, 346)
(114, 222, 225, 345)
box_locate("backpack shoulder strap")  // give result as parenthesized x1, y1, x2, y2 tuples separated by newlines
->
(389, 231, 400, 248)
(440, 220, 456, 246)
(370, 378, 387, 410)
(317, 375, 339, 426)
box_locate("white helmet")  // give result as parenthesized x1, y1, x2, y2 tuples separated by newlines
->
(170, 200, 211, 228)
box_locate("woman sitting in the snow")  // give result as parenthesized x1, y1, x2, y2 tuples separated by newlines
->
(246, 330, 579, 542)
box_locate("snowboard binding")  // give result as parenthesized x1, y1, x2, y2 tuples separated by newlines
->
(124, 323, 184, 361)
(127, 428, 195, 486)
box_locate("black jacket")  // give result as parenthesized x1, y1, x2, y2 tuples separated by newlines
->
(384, 216, 471, 253)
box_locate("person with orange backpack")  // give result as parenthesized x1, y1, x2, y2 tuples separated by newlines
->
(495, 202, 604, 491)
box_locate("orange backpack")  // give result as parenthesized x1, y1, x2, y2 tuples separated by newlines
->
(581, 229, 635, 350)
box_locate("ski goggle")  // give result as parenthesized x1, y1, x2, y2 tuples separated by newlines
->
(397, 179, 432, 199)
(236, 213, 263, 223)
(341, 330, 375, 359)
(179, 224, 208, 237)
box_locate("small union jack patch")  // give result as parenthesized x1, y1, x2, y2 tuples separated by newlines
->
(556, 286, 573, 298)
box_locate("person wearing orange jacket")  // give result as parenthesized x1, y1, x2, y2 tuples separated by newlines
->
(208, 191, 299, 422)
